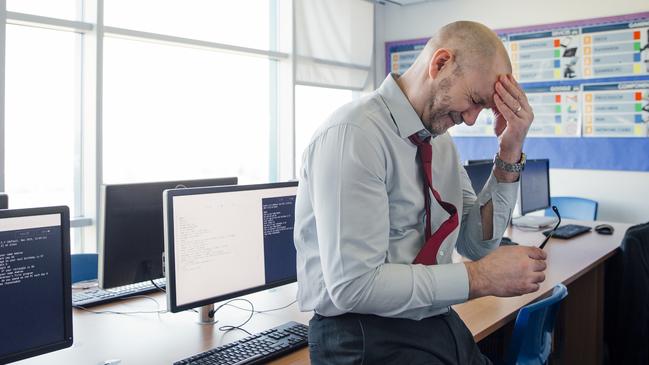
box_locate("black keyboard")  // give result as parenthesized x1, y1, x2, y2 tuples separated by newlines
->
(543, 224, 591, 239)
(174, 321, 308, 365)
(72, 278, 166, 307)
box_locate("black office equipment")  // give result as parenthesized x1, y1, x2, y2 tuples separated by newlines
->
(0, 193, 7, 209)
(520, 159, 551, 216)
(543, 224, 591, 239)
(0, 206, 73, 364)
(164, 181, 298, 314)
(99, 177, 237, 290)
(72, 278, 166, 307)
(595, 223, 614, 235)
(464, 162, 493, 193)
(173, 321, 308, 365)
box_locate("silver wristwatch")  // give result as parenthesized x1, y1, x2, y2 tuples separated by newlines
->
(494, 152, 526, 173)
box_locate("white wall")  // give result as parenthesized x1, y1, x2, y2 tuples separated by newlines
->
(375, 0, 649, 224)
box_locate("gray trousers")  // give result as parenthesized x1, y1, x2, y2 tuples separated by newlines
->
(308, 309, 492, 365)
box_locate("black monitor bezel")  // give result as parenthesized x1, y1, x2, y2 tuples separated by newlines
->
(99, 177, 238, 289)
(520, 159, 551, 215)
(0, 206, 73, 364)
(164, 181, 298, 313)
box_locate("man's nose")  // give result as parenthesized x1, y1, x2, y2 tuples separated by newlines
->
(462, 106, 483, 126)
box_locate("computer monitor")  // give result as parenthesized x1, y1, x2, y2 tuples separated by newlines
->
(464, 162, 493, 193)
(520, 159, 551, 215)
(99, 177, 238, 289)
(164, 181, 298, 314)
(0, 206, 72, 364)
(0, 193, 7, 209)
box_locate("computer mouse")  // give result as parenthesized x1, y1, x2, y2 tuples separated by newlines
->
(594, 224, 614, 235)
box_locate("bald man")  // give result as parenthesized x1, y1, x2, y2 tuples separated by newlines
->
(294, 21, 546, 364)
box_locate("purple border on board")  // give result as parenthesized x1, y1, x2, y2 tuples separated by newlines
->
(384, 11, 649, 75)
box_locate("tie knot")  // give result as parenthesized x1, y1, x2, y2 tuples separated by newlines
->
(408, 133, 431, 147)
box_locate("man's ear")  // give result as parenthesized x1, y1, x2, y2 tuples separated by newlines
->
(428, 48, 453, 80)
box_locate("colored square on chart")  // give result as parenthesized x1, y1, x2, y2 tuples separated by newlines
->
(392, 64, 399, 71)
(555, 125, 562, 135)
(585, 57, 592, 65)
(585, 94, 593, 102)
(554, 49, 561, 58)
(586, 105, 593, 113)
(554, 59, 561, 68)
(555, 105, 562, 113)
(584, 36, 592, 44)
(584, 47, 592, 55)
(555, 115, 562, 123)
(554, 39, 560, 47)
(636, 92, 643, 101)
(635, 42, 641, 51)
(554, 69, 561, 78)
(634, 31, 641, 40)
(634, 64, 642, 74)
(586, 115, 593, 124)
(636, 103, 643, 112)
(634, 125, 644, 136)
(584, 68, 592, 76)
(635, 114, 644, 123)
(586, 126, 593, 134)
(634, 53, 642, 62)
(555, 95, 561, 103)
(511, 43, 518, 51)
(392, 54, 399, 61)
(512, 52, 518, 60)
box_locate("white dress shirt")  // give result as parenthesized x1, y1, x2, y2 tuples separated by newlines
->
(294, 74, 519, 320)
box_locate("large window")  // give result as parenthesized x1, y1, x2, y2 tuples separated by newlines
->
(5, 24, 79, 213)
(103, 37, 272, 184)
(1, 1, 371, 252)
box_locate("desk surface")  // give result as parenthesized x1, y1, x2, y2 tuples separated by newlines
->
(14, 220, 630, 365)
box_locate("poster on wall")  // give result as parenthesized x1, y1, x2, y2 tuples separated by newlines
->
(525, 85, 581, 137)
(582, 81, 649, 137)
(581, 21, 649, 78)
(510, 28, 581, 82)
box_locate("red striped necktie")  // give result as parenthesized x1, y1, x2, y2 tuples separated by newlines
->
(409, 134, 459, 265)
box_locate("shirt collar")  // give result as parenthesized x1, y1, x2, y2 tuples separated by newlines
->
(377, 73, 431, 140)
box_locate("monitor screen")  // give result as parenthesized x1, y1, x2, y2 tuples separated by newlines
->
(520, 159, 551, 215)
(464, 162, 493, 193)
(99, 177, 237, 289)
(0, 206, 72, 364)
(164, 182, 298, 313)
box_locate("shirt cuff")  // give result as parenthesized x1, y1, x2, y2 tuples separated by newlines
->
(419, 262, 469, 307)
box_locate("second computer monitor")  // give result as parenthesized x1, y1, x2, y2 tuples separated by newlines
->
(164, 181, 298, 313)
(520, 159, 551, 215)
(99, 177, 237, 289)
(464, 162, 493, 193)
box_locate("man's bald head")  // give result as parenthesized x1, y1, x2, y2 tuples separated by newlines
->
(409, 21, 511, 77)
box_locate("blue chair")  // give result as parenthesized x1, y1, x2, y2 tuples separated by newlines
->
(71, 253, 98, 283)
(503, 284, 568, 365)
(544, 196, 598, 221)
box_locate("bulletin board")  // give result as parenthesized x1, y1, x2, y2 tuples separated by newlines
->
(385, 12, 649, 171)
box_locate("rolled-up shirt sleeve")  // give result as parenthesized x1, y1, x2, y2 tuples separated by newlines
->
(306, 124, 470, 318)
(456, 168, 519, 261)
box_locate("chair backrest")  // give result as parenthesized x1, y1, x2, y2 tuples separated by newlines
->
(544, 196, 598, 220)
(71, 253, 98, 283)
(504, 284, 569, 365)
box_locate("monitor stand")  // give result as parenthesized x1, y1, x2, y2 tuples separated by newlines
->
(198, 303, 216, 324)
